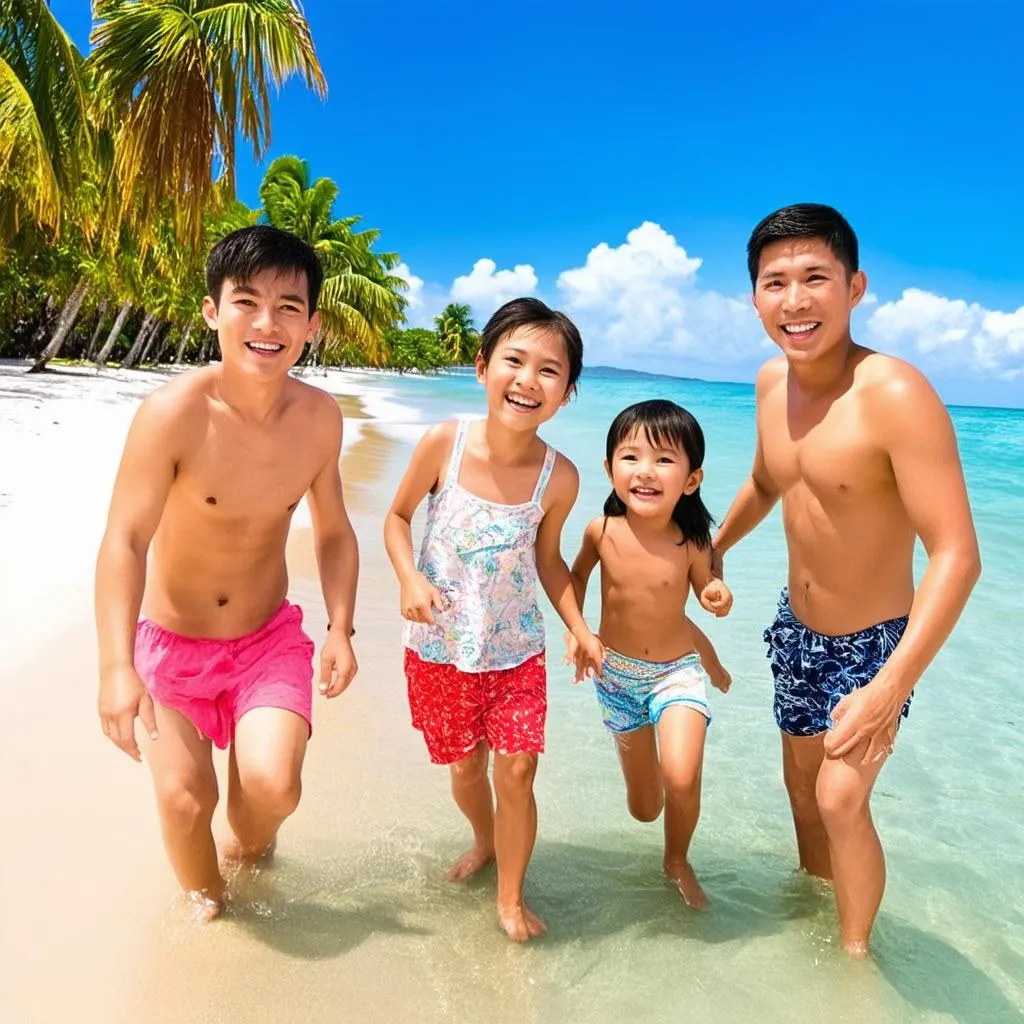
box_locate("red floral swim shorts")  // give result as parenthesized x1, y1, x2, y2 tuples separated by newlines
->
(404, 649, 547, 765)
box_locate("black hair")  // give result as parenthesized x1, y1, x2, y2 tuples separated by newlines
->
(746, 203, 859, 287)
(206, 225, 325, 314)
(603, 399, 714, 548)
(478, 297, 583, 391)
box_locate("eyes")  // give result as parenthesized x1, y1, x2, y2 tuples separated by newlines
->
(234, 299, 302, 314)
(619, 453, 677, 465)
(762, 273, 828, 291)
(504, 355, 560, 376)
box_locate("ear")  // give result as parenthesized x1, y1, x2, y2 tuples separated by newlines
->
(848, 269, 868, 310)
(201, 295, 219, 331)
(603, 458, 612, 484)
(475, 351, 487, 384)
(560, 385, 574, 408)
(307, 310, 322, 340)
(684, 467, 704, 495)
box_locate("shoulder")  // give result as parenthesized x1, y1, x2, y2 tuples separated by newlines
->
(755, 356, 788, 396)
(855, 350, 949, 425)
(583, 514, 608, 545)
(547, 448, 580, 495)
(287, 376, 342, 422)
(132, 368, 210, 442)
(420, 419, 460, 451)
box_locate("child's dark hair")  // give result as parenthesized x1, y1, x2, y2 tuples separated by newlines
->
(604, 400, 714, 548)
(479, 297, 583, 391)
(746, 203, 859, 287)
(206, 225, 325, 314)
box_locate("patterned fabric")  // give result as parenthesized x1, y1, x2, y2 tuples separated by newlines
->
(593, 648, 711, 734)
(404, 648, 547, 765)
(764, 588, 911, 737)
(403, 419, 557, 672)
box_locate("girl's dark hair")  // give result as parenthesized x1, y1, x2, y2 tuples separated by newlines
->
(479, 297, 583, 391)
(603, 399, 714, 548)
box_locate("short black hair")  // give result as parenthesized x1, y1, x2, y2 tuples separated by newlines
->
(746, 203, 859, 287)
(479, 297, 584, 391)
(206, 225, 324, 314)
(603, 399, 714, 548)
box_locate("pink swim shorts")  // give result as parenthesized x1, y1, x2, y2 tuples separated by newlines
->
(134, 601, 315, 749)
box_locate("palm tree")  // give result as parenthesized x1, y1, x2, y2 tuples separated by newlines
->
(0, 0, 91, 242)
(89, 0, 326, 248)
(435, 303, 479, 363)
(259, 155, 407, 364)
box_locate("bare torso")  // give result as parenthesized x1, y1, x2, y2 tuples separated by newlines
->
(593, 516, 700, 662)
(144, 369, 337, 639)
(759, 349, 916, 635)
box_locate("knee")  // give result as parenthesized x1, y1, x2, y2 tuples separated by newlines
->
(627, 793, 663, 823)
(157, 776, 218, 832)
(662, 770, 701, 807)
(240, 768, 302, 820)
(450, 747, 489, 788)
(494, 753, 537, 798)
(784, 770, 820, 822)
(816, 773, 869, 831)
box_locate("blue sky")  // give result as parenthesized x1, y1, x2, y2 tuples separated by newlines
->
(54, 1, 1023, 406)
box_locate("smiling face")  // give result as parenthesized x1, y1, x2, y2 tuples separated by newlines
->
(752, 237, 867, 364)
(606, 427, 702, 520)
(475, 325, 572, 431)
(202, 267, 320, 378)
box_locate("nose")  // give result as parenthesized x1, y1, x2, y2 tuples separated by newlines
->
(251, 304, 278, 333)
(516, 364, 539, 389)
(781, 280, 811, 313)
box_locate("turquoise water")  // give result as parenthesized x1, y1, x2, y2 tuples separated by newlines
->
(348, 366, 1024, 1022)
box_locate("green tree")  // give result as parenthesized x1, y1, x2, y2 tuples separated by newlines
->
(434, 302, 479, 363)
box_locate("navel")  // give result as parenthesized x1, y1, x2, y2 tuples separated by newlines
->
(217, 595, 229, 607)
(205, 496, 218, 506)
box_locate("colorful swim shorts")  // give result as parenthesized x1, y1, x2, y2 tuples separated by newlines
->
(763, 588, 910, 738)
(134, 601, 315, 749)
(403, 649, 547, 765)
(593, 648, 711, 734)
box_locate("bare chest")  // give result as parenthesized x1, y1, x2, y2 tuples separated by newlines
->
(599, 528, 691, 603)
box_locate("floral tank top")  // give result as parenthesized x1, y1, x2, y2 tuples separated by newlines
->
(403, 419, 557, 672)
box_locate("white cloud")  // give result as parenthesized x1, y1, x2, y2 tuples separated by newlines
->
(451, 258, 538, 314)
(555, 221, 761, 369)
(865, 288, 1024, 380)
(394, 262, 424, 308)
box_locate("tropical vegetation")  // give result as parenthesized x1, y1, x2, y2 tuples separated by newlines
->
(0, 1, 476, 374)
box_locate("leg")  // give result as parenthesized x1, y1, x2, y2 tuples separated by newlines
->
(492, 752, 545, 942)
(613, 725, 664, 822)
(143, 702, 223, 918)
(781, 731, 832, 879)
(816, 751, 887, 957)
(225, 707, 308, 863)
(657, 706, 710, 909)
(446, 741, 495, 881)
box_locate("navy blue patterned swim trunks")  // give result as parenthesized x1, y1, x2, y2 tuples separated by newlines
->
(763, 588, 911, 738)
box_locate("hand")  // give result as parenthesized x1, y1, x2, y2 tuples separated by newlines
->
(707, 661, 732, 694)
(699, 578, 733, 617)
(319, 630, 358, 698)
(824, 678, 904, 765)
(571, 628, 604, 683)
(98, 664, 158, 762)
(400, 572, 446, 624)
(563, 631, 579, 671)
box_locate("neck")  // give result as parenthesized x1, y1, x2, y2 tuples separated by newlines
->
(481, 416, 540, 465)
(787, 336, 861, 397)
(214, 365, 288, 423)
(624, 508, 674, 538)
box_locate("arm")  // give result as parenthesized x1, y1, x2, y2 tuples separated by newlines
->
(711, 365, 782, 572)
(382, 423, 450, 622)
(535, 460, 604, 678)
(688, 543, 733, 617)
(94, 392, 182, 760)
(568, 518, 602, 612)
(827, 368, 982, 760)
(306, 400, 359, 697)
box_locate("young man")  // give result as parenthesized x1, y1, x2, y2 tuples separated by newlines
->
(713, 204, 980, 956)
(95, 226, 359, 919)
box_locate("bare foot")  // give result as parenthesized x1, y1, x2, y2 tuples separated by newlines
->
(664, 858, 710, 910)
(222, 834, 277, 868)
(183, 889, 225, 924)
(446, 842, 494, 882)
(497, 900, 547, 942)
(843, 938, 871, 959)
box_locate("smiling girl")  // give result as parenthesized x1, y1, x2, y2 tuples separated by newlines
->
(383, 297, 603, 942)
(567, 399, 732, 909)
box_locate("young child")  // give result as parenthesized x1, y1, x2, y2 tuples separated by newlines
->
(383, 297, 603, 942)
(567, 399, 732, 909)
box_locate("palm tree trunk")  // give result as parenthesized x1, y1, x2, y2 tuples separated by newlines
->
(95, 300, 133, 368)
(174, 320, 195, 364)
(29, 295, 57, 350)
(85, 299, 110, 361)
(29, 278, 90, 372)
(120, 313, 155, 370)
(138, 319, 167, 366)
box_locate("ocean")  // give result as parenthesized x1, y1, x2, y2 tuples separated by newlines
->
(330, 365, 1024, 1023)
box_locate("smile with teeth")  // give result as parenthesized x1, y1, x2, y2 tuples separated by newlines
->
(506, 393, 541, 410)
(781, 322, 821, 335)
(631, 486, 661, 497)
(246, 341, 285, 352)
